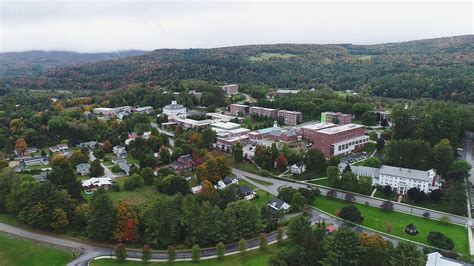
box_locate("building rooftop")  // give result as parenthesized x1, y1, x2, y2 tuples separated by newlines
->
(163, 101, 185, 110)
(278, 110, 302, 114)
(317, 123, 364, 134)
(211, 121, 241, 130)
(256, 125, 281, 134)
(301, 122, 336, 131)
(379, 165, 437, 182)
(277, 89, 300, 94)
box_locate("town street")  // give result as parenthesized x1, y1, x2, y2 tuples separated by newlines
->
(232, 168, 470, 226)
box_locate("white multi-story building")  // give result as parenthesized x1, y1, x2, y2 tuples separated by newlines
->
(162, 101, 187, 117)
(349, 164, 441, 194)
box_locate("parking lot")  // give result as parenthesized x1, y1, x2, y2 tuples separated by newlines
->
(340, 152, 369, 165)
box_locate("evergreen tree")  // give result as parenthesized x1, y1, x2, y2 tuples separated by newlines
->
(115, 243, 128, 262)
(390, 242, 425, 266)
(87, 189, 117, 241)
(191, 244, 201, 262)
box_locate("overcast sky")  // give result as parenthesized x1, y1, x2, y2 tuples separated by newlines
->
(0, 0, 472, 52)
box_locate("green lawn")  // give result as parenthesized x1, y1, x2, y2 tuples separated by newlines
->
(0, 233, 76, 266)
(309, 178, 330, 187)
(239, 180, 273, 210)
(107, 176, 161, 207)
(91, 245, 275, 266)
(313, 196, 469, 254)
(245, 176, 274, 186)
(293, 170, 326, 180)
(402, 195, 465, 216)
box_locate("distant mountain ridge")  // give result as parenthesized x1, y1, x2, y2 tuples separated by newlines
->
(1, 35, 473, 102)
(0, 50, 147, 78)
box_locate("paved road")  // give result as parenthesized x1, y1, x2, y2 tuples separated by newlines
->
(89, 151, 119, 179)
(232, 168, 470, 226)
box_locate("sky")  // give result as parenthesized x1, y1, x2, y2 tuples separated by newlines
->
(0, 0, 472, 52)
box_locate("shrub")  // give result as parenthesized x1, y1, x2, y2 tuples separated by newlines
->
(439, 215, 451, 224)
(339, 205, 364, 223)
(382, 185, 392, 197)
(216, 242, 225, 260)
(239, 238, 248, 253)
(427, 232, 455, 250)
(115, 243, 127, 262)
(423, 212, 430, 218)
(141, 244, 151, 262)
(111, 182, 120, 192)
(167, 246, 176, 261)
(259, 233, 268, 251)
(191, 244, 201, 262)
(124, 174, 144, 191)
(380, 201, 394, 212)
(326, 190, 337, 198)
(345, 193, 356, 202)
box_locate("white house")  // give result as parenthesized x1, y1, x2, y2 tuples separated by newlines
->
(290, 163, 306, 174)
(81, 177, 112, 190)
(163, 101, 187, 117)
(217, 176, 239, 190)
(113, 146, 127, 158)
(268, 198, 291, 212)
(239, 186, 256, 200)
(349, 164, 441, 194)
(49, 144, 68, 153)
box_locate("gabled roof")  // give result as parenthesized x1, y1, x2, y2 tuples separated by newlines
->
(239, 185, 253, 195)
(222, 176, 234, 185)
(76, 163, 91, 171)
(268, 197, 288, 210)
(379, 165, 436, 182)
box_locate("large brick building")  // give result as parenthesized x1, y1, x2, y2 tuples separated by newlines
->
(300, 122, 337, 140)
(277, 110, 303, 125)
(221, 84, 239, 95)
(308, 124, 369, 158)
(321, 112, 352, 125)
(249, 106, 278, 119)
(229, 104, 250, 116)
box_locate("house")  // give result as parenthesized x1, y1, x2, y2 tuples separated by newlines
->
(170, 161, 188, 172)
(79, 141, 101, 150)
(290, 163, 306, 174)
(268, 198, 291, 212)
(426, 252, 466, 266)
(14, 163, 26, 173)
(111, 157, 127, 165)
(49, 144, 68, 153)
(113, 146, 128, 158)
(21, 156, 49, 167)
(191, 185, 203, 194)
(76, 163, 91, 176)
(239, 186, 256, 200)
(119, 163, 131, 175)
(349, 164, 441, 194)
(217, 176, 239, 190)
(14, 146, 38, 157)
(176, 155, 196, 169)
(32, 172, 49, 182)
(81, 177, 112, 190)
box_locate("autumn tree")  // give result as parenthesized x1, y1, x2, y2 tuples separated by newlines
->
(276, 154, 288, 173)
(51, 208, 69, 232)
(113, 201, 138, 243)
(390, 242, 425, 266)
(102, 140, 113, 152)
(196, 163, 209, 182)
(14, 138, 27, 154)
(201, 180, 216, 199)
(360, 234, 391, 266)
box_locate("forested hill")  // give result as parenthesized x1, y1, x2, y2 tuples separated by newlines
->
(3, 35, 474, 102)
(0, 50, 147, 78)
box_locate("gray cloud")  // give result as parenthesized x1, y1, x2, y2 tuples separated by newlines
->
(1, 1, 472, 52)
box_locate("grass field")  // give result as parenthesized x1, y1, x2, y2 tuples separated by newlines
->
(107, 176, 161, 206)
(313, 196, 469, 254)
(402, 195, 465, 216)
(245, 176, 274, 186)
(91, 245, 275, 266)
(248, 52, 296, 62)
(0, 233, 76, 266)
